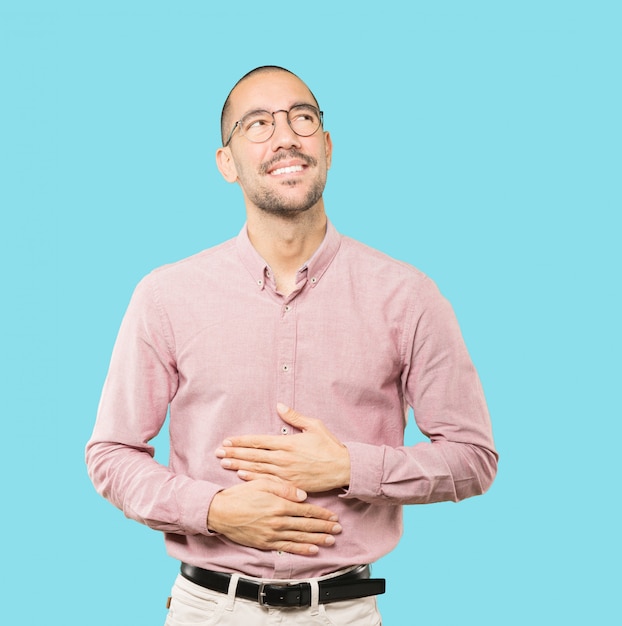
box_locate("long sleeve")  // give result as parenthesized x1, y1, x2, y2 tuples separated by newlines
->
(85, 277, 221, 535)
(343, 277, 498, 505)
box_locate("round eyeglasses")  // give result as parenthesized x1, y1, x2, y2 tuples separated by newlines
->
(224, 104, 323, 147)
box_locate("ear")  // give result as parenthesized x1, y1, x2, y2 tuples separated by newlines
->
(323, 131, 333, 170)
(216, 147, 238, 183)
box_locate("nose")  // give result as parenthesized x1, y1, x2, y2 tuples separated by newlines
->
(269, 110, 302, 151)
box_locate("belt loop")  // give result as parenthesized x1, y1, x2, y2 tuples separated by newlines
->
(226, 573, 240, 611)
(309, 579, 320, 616)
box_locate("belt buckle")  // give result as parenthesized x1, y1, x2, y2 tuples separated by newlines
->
(258, 581, 268, 606)
(258, 581, 300, 607)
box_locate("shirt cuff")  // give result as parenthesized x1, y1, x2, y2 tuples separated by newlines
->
(178, 480, 223, 536)
(341, 441, 385, 501)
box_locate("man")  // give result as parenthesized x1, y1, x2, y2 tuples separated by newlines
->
(86, 65, 498, 625)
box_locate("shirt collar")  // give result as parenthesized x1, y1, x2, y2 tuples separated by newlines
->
(236, 220, 342, 292)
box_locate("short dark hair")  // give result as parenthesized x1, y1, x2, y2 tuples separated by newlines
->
(220, 66, 320, 146)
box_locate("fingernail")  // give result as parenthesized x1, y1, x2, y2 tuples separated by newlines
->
(308, 545, 319, 554)
(324, 535, 336, 545)
(215, 448, 226, 458)
(332, 524, 342, 533)
(222, 439, 233, 447)
(276, 402, 289, 413)
(329, 515, 339, 522)
(296, 489, 307, 500)
(220, 459, 232, 468)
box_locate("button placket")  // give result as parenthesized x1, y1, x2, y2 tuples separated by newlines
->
(276, 299, 296, 432)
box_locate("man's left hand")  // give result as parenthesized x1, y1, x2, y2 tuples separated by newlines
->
(216, 403, 351, 493)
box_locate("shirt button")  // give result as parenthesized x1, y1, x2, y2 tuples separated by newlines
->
(281, 427, 288, 435)
(257, 279, 263, 286)
(282, 364, 290, 372)
(310, 277, 317, 284)
(284, 305, 291, 312)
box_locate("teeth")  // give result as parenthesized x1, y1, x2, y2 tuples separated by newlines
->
(271, 165, 303, 175)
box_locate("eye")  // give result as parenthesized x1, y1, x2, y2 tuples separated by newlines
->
(242, 112, 273, 133)
(249, 118, 270, 128)
(292, 113, 313, 123)
(290, 106, 318, 124)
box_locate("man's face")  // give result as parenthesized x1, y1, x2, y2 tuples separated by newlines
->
(217, 71, 332, 218)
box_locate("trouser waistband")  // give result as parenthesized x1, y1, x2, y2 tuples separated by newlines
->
(179, 563, 386, 607)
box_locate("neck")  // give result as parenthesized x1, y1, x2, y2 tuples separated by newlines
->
(246, 203, 327, 295)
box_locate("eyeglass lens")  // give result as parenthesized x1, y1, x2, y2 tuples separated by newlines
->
(239, 105, 321, 143)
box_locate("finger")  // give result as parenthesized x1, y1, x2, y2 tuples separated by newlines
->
(218, 454, 273, 472)
(268, 521, 342, 556)
(271, 538, 328, 556)
(276, 403, 315, 431)
(257, 481, 340, 523)
(281, 543, 321, 556)
(217, 446, 285, 464)
(281, 517, 343, 538)
(252, 478, 309, 504)
(221, 435, 283, 451)
(267, 518, 342, 551)
(218, 454, 288, 479)
(272, 531, 338, 555)
(237, 470, 283, 483)
(293, 502, 342, 525)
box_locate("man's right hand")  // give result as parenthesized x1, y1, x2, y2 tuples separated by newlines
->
(206, 479, 342, 556)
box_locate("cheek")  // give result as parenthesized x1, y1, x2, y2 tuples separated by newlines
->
(233, 147, 268, 178)
(231, 157, 255, 183)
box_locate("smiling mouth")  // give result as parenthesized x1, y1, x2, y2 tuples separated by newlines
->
(270, 165, 305, 176)
(261, 150, 317, 176)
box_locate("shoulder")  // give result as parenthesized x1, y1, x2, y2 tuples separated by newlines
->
(155, 237, 236, 276)
(125, 237, 239, 315)
(338, 235, 436, 292)
(138, 237, 237, 287)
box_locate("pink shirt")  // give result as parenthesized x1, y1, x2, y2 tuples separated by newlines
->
(86, 221, 497, 579)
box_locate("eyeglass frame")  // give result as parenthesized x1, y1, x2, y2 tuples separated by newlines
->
(223, 104, 324, 147)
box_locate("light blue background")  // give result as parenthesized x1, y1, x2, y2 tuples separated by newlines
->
(1, 1, 620, 624)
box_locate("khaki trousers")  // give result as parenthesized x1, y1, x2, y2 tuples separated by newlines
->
(164, 572, 382, 625)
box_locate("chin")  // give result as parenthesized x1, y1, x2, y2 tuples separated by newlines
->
(254, 187, 324, 217)
(258, 203, 314, 218)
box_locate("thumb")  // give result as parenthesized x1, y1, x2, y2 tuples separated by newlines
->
(262, 477, 308, 502)
(276, 403, 310, 430)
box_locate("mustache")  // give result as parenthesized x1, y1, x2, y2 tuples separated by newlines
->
(259, 150, 318, 175)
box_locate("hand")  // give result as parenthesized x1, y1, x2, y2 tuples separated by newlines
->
(216, 403, 351, 493)
(206, 479, 342, 556)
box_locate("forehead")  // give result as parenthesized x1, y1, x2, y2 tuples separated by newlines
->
(228, 71, 316, 118)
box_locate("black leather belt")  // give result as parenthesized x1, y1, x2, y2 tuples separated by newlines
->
(180, 563, 385, 607)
